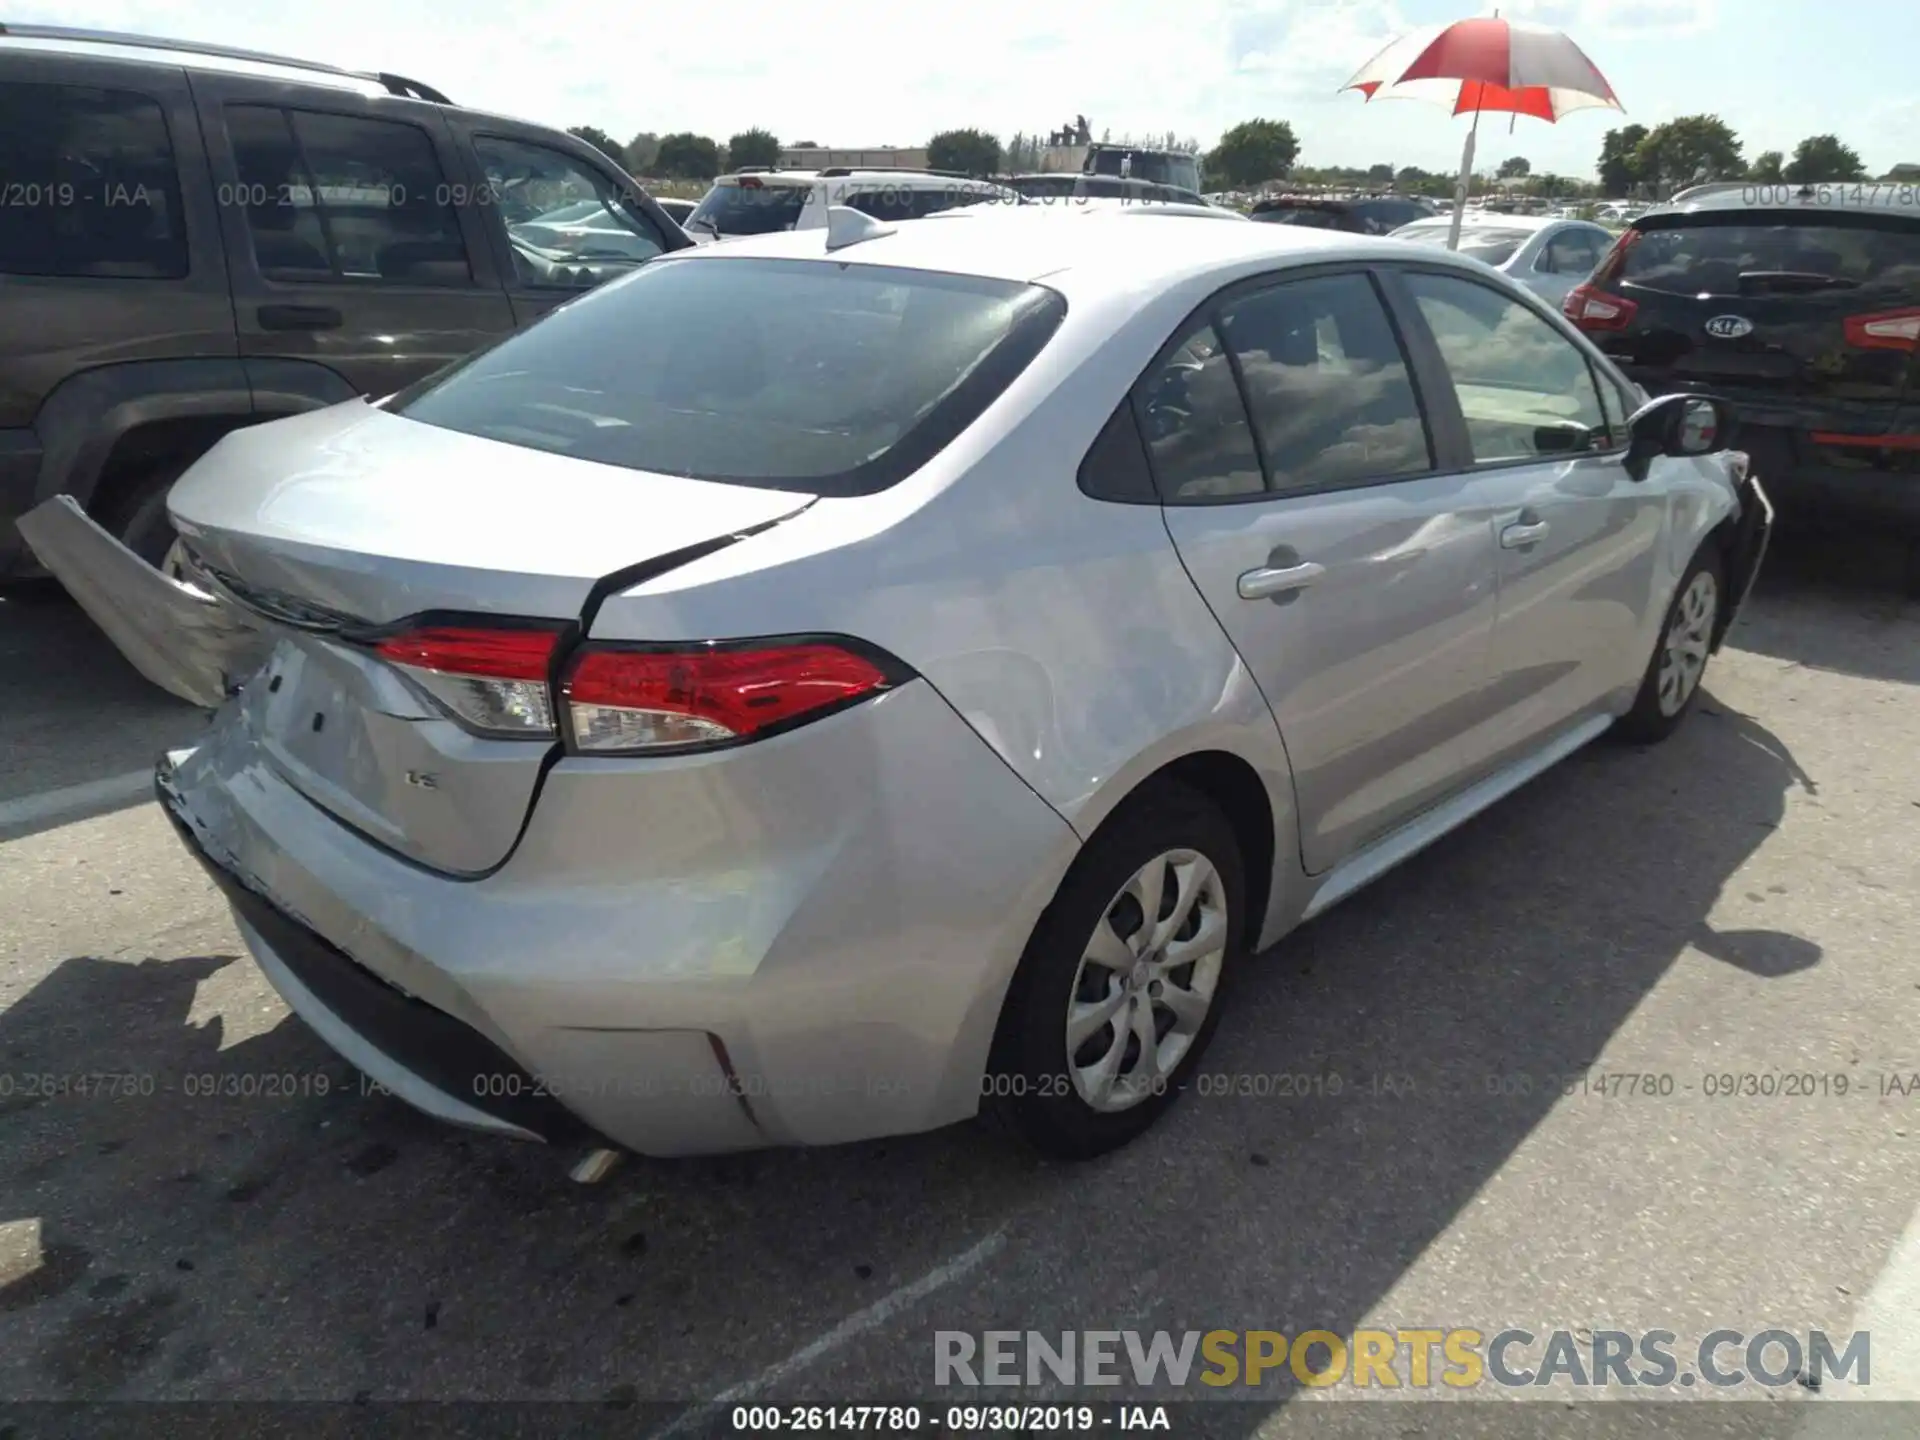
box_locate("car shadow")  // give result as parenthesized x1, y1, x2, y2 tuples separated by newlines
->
(0, 695, 1815, 1416)
(1726, 521, 1920, 687)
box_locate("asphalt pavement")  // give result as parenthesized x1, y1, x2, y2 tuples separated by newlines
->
(1, 532, 1918, 1433)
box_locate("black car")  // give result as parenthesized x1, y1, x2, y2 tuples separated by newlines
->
(0, 23, 691, 577)
(1248, 195, 1436, 235)
(1563, 185, 1920, 541)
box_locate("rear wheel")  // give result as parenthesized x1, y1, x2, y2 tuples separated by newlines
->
(1616, 545, 1724, 744)
(987, 783, 1244, 1159)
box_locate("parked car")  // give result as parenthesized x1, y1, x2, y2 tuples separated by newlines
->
(1388, 214, 1620, 306)
(1003, 173, 1210, 208)
(682, 168, 1018, 242)
(654, 196, 697, 228)
(0, 23, 690, 580)
(1249, 195, 1436, 235)
(22, 206, 1770, 1162)
(1081, 143, 1202, 195)
(1563, 184, 1920, 551)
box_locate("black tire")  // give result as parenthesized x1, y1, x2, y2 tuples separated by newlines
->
(1615, 543, 1726, 745)
(100, 461, 190, 569)
(986, 782, 1246, 1160)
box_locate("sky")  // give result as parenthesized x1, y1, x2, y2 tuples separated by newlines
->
(24, 0, 1920, 180)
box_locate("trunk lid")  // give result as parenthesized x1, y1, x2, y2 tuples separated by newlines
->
(169, 401, 811, 875)
(1591, 209, 1920, 431)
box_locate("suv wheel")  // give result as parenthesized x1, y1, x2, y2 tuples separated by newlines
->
(1616, 544, 1725, 744)
(102, 461, 190, 569)
(988, 783, 1244, 1159)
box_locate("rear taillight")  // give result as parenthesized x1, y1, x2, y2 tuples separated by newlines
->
(373, 624, 563, 736)
(561, 640, 903, 754)
(1844, 307, 1920, 351)
(1563, 282, 1639, 332)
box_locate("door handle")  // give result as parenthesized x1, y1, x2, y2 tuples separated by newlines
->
(257, 304, 343, 331)
(1500, 520, 1550, 549)
(1237, 561, 1326, 600)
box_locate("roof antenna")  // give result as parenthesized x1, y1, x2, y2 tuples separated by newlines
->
(824, 204, 895, 251)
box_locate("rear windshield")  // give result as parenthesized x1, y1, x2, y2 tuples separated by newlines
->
(1394, 224, 1531, 266)
(685, 181, 811, 237)
(1621, 212, 1920, 297)
(394, 256, 1066, 495)
(1253, 205, 1346, 229)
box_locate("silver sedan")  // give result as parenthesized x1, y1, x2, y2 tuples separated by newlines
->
(22, 204, 1771, 1163)
(1389, 214, 1621, 306)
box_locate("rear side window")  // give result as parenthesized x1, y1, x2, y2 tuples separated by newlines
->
(837, 185, 1006, 222)
(1133, 317, 1265, 501)
(1539, 226, 1607, 275)
(1220, 273, 1432, 493)
(394, 256, 1065, 495)
(1253, 206, 1346, 230)
(1351, 201, 1427, 234)
(685, 182, 812, 237)
(1619, 212, 1920, 298)
(0, 83, 186, 279)
(225, 105, 472, 284)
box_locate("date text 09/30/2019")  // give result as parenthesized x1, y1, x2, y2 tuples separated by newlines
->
(727, 1405, 1170, 1432)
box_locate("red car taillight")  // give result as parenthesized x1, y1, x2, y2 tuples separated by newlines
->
(1843, 307, 1920, 351)
(561, 641, 902, 754)
(373, 624, 564, 736)
(1563, 282, 1639, 332)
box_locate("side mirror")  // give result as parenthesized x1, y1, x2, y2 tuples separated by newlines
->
(1623, 392, 1736, 481)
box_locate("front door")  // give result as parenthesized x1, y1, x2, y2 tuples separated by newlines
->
(1387, 267, 1666, 768)
(1150, 268, 1502, 874)
(191, 75, 514, 398)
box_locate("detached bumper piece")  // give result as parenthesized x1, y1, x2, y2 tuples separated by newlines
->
(155, 763, 593, 1145)
(1716, 457, 1774, 652)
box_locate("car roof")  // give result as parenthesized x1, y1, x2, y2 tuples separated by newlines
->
(659, 203, 1492, 293)
(1397, 213, 1563, 232)
(986, 197, 1242, 220)
(1649, 183, 1920, 220)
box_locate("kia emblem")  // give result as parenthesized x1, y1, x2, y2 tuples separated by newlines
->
(1705, 315, 1753, 339)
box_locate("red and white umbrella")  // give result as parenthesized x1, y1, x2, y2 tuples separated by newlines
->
(1341, 15, 1623, 247)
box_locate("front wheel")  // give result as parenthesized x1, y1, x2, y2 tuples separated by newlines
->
(987, 783, 1245, 1159)
(1615, 545, 1724, 744)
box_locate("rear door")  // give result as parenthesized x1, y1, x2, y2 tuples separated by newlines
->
(1386, 266, 1665, 764)
(1151, 267, 1502, 873)
(446, 122, 682, 326)
(1582, 204, 1920, 451)
(190, 73, 514, 398)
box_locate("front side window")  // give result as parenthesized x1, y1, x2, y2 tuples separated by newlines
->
(1402, 270, 1608, 464)
(1220, 273, 1431, 493)
(474, 136, 666, 287)
(395, 256, 1064, 495)
(1132, 317, 1264, 501)
(226, 105, 472, 285)
(0, 82, 186, 279)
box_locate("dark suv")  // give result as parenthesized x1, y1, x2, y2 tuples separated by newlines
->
(1563, 184, 1920, 537)
(1248, 195, 1436, 235)
(0, 24, 690, 578)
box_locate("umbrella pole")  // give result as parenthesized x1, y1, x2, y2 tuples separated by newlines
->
(1447, 100, 1484, 251)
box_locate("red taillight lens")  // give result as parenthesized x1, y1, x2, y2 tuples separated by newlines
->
(1844, 307, 1920, 351)
(562, 641, 899, 753)
(373, 625, 562, 736)
(738, 175, 763, 189)
(1563, 281, 1639, 332)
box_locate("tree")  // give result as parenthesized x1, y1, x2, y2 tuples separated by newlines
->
(655, 132, 723, 181)
(1204, 119, 1299, 188)
(927, 128, 1002, 177)
(1634, 115, 1743, 190)
(1497, 155, 1532, 179)
(1784, 134, 1867, 183)
(1597, 124, 1649, 194)
(1366, 162, 1395, 185)
(567, 126, 629, 170)
(1749, 150, 1785, 182)
(725, 128, 781, 171)
(625, 132, 661, 175)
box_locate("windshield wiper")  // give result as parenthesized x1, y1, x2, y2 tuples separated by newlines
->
(1737, 269, 1861, 293)
(687, 214, 719, 235)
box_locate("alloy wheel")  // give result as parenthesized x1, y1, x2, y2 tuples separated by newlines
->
(1657, 569, 1718, 717)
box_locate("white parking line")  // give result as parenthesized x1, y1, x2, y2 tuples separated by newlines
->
(1794, 1200, 1920, 1432)
(648, 1227, 1009, 1438)
(0, 769, 153, 833)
